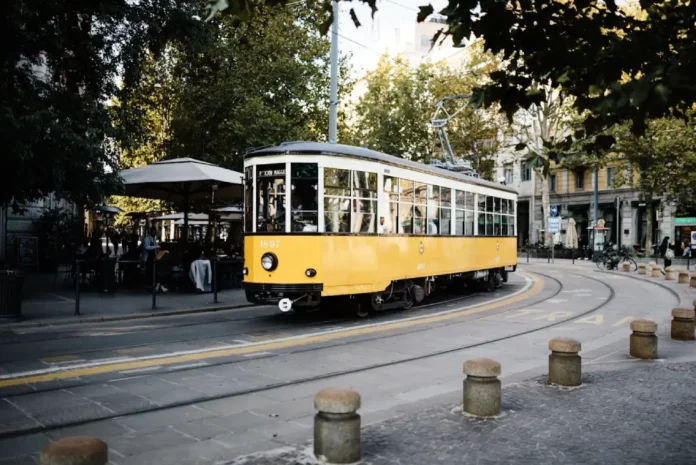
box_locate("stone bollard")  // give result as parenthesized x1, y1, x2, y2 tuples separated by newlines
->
(691, 275, 696, 288)
(651, 266, 662, 278)
(629, 319, 658, 360)
(548, 337, 582, 387)
(678, 271, 690, 284)
(664, 267, 677, 280)
(463, 358, 501, 417)
(621, 262, 630, 272)
(314, 388, 361, 464)
(671, 308, 695, 341)
(638, 263, 647, 275)
(40, 437, 107, 465)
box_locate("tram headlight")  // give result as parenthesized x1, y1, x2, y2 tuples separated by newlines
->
(305, 268, 317, 278)
(261, 253, 278, 271)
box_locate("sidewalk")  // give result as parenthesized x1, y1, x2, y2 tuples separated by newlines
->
(234, 347, 696, 465)
(3, 273, 252, 328)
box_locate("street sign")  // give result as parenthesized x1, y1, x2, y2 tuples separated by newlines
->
(547, 217, 561, 233)
(691, 231, 696, 246)
(550, 205, 558, 217)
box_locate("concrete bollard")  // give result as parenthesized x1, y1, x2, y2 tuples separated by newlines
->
(629, 319, 658, 360)
(40, 437, 107, 465)
(671, 308, 695, 341)
(678, 271, 690, 284)
(621, 262, 630, 272)
(314, 388, 361, 464)
(548, 337, 582, 387)
(463, 358, 501, 417)
(637, 263, 647, 275)
(651, 266, 662, 278)
(664, 267, 677, 280)
(691, 275, 696, 288)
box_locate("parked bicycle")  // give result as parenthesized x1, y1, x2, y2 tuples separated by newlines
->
(596, 244, 637, 271)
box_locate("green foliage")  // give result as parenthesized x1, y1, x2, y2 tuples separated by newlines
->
(1, 0, 204, 210)
(36, 208, 82, 266)
(428, 0, 696, 138)
(114, 3, 352, 172)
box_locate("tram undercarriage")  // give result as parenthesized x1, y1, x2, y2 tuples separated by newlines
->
(244, 266, 515, 317)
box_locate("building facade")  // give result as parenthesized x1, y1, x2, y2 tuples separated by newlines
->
(493, 159, 683, 252)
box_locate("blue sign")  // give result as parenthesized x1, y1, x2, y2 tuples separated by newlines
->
(547, 217, 561, 233)
(550, 205, 558, 217)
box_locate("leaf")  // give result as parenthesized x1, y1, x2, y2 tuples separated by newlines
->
(417, 5, 434, 23)
(349, 9, 361, 28)
(594, 135, 616, 150)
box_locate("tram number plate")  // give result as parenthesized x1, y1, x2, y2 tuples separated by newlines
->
(259, 240, 281, 249)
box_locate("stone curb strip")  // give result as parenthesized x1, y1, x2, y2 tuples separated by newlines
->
(0, 302, 254, 330)
(40, 437, 107, 465)
(548, 337, 582, 387)
(314, 387, 362, 464)
(630, 319, 658, 359)
(671, 308, 695, 341)
(463, 358, 502, 417)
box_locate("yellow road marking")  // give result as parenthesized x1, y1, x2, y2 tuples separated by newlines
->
(613, 316, 634, 327)
(41, 355, 78, 363)
(504, 309, 543, 319)
(115, 347, 154, 355)
(535, 311, 572, 321)
(0, 273, 542, 388)
(574, 314, 605, 325)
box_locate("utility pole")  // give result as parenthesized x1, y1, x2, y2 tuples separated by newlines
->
(328, 0, 339, 144)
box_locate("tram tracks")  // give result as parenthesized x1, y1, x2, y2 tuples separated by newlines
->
(0, 271, 618, 440)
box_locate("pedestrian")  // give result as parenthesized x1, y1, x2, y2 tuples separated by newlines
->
(659, 236, 674, 269)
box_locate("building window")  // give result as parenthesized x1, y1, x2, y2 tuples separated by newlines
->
(549, 174, 557, 193)
(420, 35, 431, 48)
(607, 167, 617, 187)
(504, 165, 514, 185)
(521, 166, 532, 182)
(575, 169, 585, 190)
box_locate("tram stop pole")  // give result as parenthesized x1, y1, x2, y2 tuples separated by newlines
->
(74, 260, 81, 316)
(213, 258, 218, 304)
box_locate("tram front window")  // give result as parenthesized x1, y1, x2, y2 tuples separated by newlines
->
(256, 164, 286, 232)
(291, 163, 318, 232)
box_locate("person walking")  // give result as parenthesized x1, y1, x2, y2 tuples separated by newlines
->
(659, 236, 674, 270)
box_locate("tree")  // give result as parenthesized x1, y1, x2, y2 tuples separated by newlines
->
(612, 117, 696, 249)
(115, 3, 352, 172)
(353, 56, 434, 161)
(1, 0, 203, 210)
(511, 84, 583, 245)
(417, 0, 696, 141)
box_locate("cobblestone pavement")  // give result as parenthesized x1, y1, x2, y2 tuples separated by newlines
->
(231, 360, 696, 465)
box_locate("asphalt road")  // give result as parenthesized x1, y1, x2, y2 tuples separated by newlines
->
(0, 265, 684, 465)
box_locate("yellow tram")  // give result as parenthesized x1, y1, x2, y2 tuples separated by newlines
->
(242, 142, 518, 315)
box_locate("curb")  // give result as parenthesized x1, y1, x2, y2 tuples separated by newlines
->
(0, 302, 256, 330)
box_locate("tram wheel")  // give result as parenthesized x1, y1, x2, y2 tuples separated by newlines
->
(355, 301, 370, 318)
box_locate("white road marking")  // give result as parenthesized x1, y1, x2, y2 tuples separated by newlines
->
(166, 362, 208, 371)
(546, 299, 568, 304)
(242, 352, 274, 357)
(0, 275, 534, 380)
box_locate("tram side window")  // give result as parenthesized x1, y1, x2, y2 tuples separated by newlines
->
(399, 179, 414, 234)
(427, 185, 440, 235)
(477, 195, 486, 235)
(324, 168, 351, 233)
(352, 170, 377, 233)
(244, 166, 253, 233)
(413, 182, 427, 234)
(440, 188, 451, 235)
(382, 176, 399, 234)
(256, 164, 286, 232)
(291, 163, 318, 232)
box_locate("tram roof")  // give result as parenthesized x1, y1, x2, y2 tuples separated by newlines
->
(247, 142, 518, 194)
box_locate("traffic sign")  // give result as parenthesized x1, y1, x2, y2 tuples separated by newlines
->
(550, 205, 558, 217)
(691, 231, 696, 246)
(547, 217, 561, 233)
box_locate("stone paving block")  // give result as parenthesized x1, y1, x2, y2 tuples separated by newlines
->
(250, 396, 313, 422)
(248, 419, 310, 443)
(45, 419, 132, 441)
(114, 405, 217, 431)
(110, 437, 235, 465)
(167, 418, 228, 441)
(212, 430, 286, 458)
(0, 454, 38, 464)
(0, 401, 41, 434)
(108, 426, 197, 457)
(205, 411, 272, 433)
(16, 400, 114, 428)
(0, 433, 50, 460)
(196, 393, 279, 417)
(84, 389, 158, 413)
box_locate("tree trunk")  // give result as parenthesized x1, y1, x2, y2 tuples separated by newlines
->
(538, 169, 551, 246)
(645, 199, 653, 254)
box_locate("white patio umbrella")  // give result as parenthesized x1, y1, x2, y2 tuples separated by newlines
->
(566, 217, 579, 249)
(120, 158, 243, 241)
(151, 212, 209, 221)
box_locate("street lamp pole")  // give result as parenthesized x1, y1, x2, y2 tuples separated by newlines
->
(328, 0, 339, 144)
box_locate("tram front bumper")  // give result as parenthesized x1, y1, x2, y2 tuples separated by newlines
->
(243, 282, 323, 305)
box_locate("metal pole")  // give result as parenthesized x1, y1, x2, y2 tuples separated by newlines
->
(74, 260, 81, 316)
(552, 244, 555, 264)
(213, 258, 218, 304)
(593, 166, 599, 227)
(151, 259, 157, 310)
(328, 0, 339, 144)
(572, 248, 575, 265)
(527, 247, 529, 263)
(616, 198, 620, 248)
